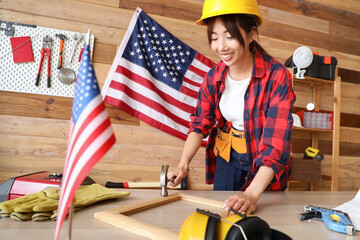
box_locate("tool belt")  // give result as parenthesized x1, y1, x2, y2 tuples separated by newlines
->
(214, 127, 246, 162)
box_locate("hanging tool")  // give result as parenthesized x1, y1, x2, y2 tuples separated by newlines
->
(67, 32, 82, 65)
(58, 67, 76, 85)
(0, 34, 39, 60)
(35, 35, 52, 88)
(55, 34, 67, 69)
(57, 39, 76, 85)
(0, 21, 37, 37)
(303, 147, 324, 161)
(299, 205, 355, 236)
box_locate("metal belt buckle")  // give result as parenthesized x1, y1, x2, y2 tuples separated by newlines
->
(231, 132, 244, 138)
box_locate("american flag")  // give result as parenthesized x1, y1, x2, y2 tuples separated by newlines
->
(102, 8, 215, 144)
(54, 44, 116, 240)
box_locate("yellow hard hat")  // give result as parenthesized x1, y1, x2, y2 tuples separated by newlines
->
(196, 0, 263, 26)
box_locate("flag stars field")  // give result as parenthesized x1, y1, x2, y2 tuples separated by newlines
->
(102, 8, 215, 143)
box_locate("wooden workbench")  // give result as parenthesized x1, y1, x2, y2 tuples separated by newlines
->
(0, 190, 358, 240)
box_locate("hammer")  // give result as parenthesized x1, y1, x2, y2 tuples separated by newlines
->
(55, 34, 67, 69)
(104, 165, 187, 195)
(160, 165, 187, 197)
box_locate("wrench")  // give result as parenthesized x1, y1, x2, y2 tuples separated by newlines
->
(66, 32, 82, 65)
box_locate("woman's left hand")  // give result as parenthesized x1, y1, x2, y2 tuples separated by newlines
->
(223, 190, 258, 215)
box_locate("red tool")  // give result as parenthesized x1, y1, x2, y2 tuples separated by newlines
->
(78, 47, 84, 62)
(35, 35, 52, 88)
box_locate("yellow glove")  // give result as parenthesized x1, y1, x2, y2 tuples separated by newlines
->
(34, 184, 131, 221)
(73, 183, 130, 208)
(9, 212, 34, 221)
(0, 184, 129, 222)
(0, 191, 58, 214)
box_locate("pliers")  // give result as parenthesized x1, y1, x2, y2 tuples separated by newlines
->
(35, 35, 52, 88)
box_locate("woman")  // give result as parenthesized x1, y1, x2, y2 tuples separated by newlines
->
(168, 0, 296, 215)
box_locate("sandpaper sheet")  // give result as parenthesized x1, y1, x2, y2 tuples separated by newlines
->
(10, 36, 34, 63)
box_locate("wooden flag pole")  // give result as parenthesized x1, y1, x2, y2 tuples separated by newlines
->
(67, 198, 75, 240)
(67, 29, 90, 240)
(86, 28, 90, 45)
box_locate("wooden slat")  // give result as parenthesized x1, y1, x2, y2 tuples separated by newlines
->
(258, 0, 360, 29)
(290, 157, 321, 182)
(0, 9, 126, 45)
(267, 7, 329, 34)
(1, 82, 359, 127)
(75, 0, 120, 8)
(307, 0, 360, 14)
(93, 42, 117, 64)
(2, 6, 360, 73)
(0, 90, 139, 124)
(260, 19, 360, 56)
(331, 76, 341, 190)
(3, 1, 360, 71)
(1, 115, 358, 189)
(118, 0, 202, 22)
(329, 21, 360, 41)
(338, 68, 360, 85)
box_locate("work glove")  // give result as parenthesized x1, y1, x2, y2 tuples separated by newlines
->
(0, 190, 59, 218)
(0, 183, 130, 222)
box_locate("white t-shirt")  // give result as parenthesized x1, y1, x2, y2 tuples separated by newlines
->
(219, 73, 251, 131)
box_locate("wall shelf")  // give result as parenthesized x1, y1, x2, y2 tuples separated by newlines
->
(292, 73, 341, 191)
(293, 126, 333, 133)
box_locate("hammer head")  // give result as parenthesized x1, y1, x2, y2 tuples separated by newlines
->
(160, 165, 188, 197)
(160, 165, 169, 197)
(56, 34, 67, 40)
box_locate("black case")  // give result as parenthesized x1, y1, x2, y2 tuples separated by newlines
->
(285, 54, 337, 80)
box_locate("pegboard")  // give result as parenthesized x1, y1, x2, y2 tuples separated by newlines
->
(0, 23, 94, 98)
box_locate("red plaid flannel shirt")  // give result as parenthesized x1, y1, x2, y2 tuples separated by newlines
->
(189, 50, 296, 191)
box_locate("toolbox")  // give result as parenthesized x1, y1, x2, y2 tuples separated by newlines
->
(0, 171, 95, 203)
(285, 53, 338, 80)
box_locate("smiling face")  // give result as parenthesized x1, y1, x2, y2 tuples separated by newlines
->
(210, 17, 253, 70)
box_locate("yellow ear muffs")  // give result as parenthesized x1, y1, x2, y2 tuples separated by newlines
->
(180, 208, 292, 240)
(179, 209, 220, 240)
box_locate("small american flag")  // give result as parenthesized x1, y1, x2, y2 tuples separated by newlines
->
(102, 8, 215, 143)
(54, 44, 116, 240)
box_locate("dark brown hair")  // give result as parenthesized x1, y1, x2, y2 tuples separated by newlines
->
(205, 14, 271, 57)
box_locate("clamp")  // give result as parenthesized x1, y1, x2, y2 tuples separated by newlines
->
(35, 35, 52, 88)
(299, 205, 355, 235)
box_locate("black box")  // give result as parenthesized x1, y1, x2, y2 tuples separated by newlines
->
(285, 54, 337, 80)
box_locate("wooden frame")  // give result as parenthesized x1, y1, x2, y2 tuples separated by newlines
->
(94, 193, 224, 240)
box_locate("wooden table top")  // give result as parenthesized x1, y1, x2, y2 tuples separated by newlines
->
(0, 189, 358, 240)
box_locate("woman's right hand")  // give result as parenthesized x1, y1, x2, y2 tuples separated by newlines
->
(167, 165, 189, 187)
(167, 132, 203, 187)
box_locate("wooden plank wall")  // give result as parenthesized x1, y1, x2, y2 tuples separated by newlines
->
(0, 0, 359, 191)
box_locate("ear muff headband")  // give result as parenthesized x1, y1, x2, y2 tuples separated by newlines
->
(205, 215, 220, 240)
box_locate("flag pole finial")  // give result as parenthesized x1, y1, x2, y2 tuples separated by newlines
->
(86, 29, 91, 45)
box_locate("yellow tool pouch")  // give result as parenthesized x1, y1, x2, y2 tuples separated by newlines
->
(214, 127, 246, 162)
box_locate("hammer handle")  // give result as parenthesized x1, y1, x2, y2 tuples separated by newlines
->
(57, 39, 64, 69)
(105, 181, 180, 189)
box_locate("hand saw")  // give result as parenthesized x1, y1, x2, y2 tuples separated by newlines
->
(299, 205, 355, 236)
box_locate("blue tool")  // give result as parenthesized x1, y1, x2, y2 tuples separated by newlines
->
(299, 205, 355, 236)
